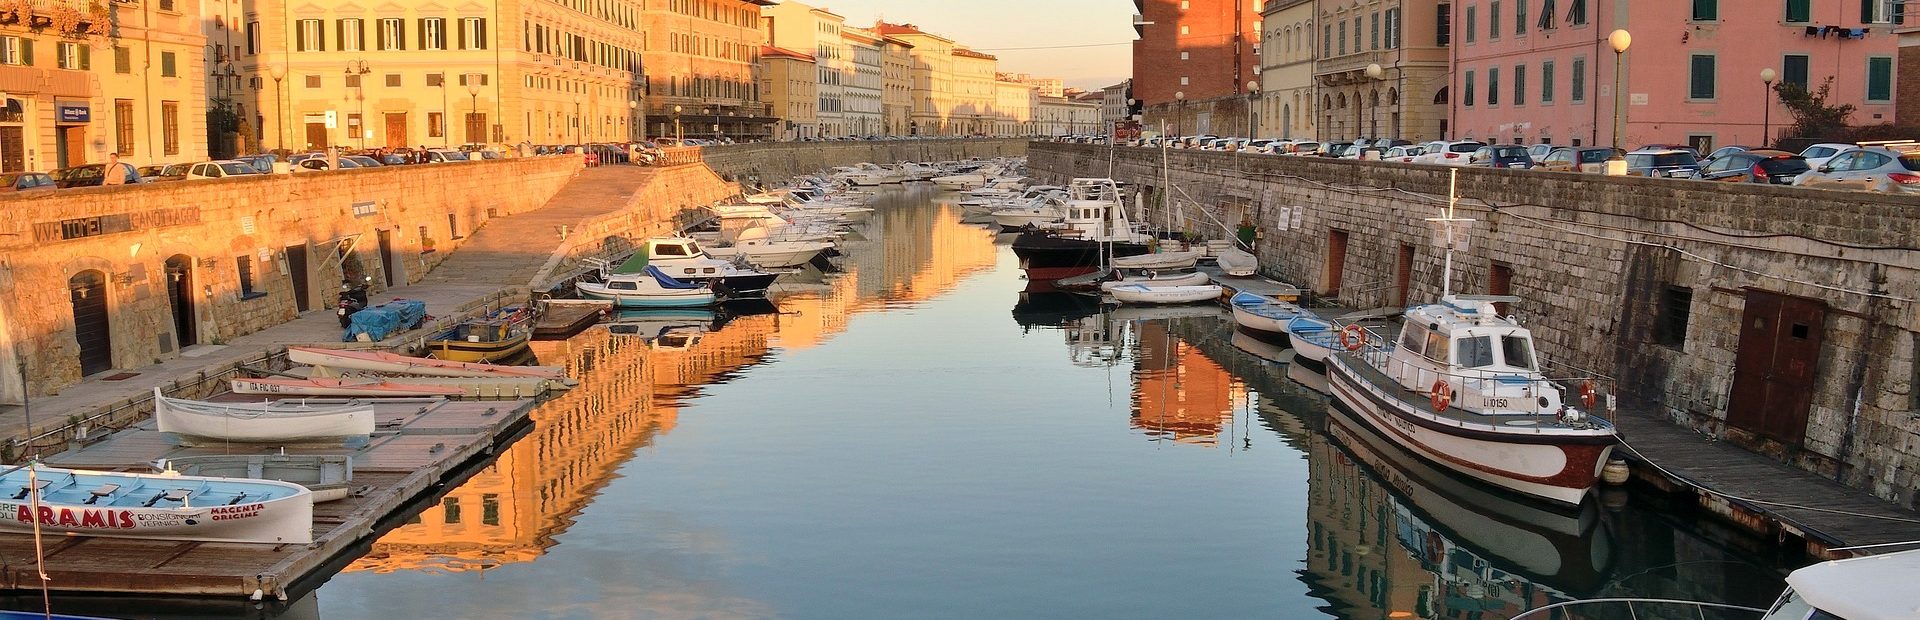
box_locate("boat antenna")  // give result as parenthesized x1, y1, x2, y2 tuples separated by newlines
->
(1441, 169, 1458, 299)
(26, 461, 51, 618)
(1160, 120, 1171, 236)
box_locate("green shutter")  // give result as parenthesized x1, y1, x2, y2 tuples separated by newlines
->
(77, 43, 88, 70)
(1868, 57, 1892, 101)
(20, 40, 31, 66)
(295, 24, 305, 51)
(1787, 0, 1811, 22)
(477, 18, 486, 50)
(1690, 55, 1715, 99)
(1693, 0, 1717, 20)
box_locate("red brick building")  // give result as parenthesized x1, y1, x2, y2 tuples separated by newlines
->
(1133, 0, 1264, 136)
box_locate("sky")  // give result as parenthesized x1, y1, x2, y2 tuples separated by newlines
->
(795, 0, 1137, 91)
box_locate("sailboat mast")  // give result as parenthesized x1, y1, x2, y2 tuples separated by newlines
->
(1442, 169, 1457, 299)
(1160, 120, 1171, 234)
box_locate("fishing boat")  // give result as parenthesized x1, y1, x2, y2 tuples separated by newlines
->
(230, 376, 465, 397)
(1106, 283, 1222, 305)
(1096, 269, 1211, 292)
(629, 237, 780, 296)
(1110, 249, 1203, 270)
(577, 265, 718, 308)
(1228, 291, 1306, 337)
(153, 454, 354, 503)
(1010, 178, 1152, 282)
(0, 463, 314, 544)
(423, 306, 534, 363)
(1284, 314, 1338, 366)
(154, 388, 375, 445)
(287, 346, 569, 380)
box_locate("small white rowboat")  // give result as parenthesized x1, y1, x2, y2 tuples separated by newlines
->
(0, 463, 313, 544)
(288, 346, 568, 380)
(154, 388, 375, 445)
(1111, 249, 1204, 270)
(1107, 283, 1224, 305)
(231, 377, 465, 397)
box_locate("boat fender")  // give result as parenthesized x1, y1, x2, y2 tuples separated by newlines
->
(1578, 380, 1598, 410)
(1430, 380, 1454, 412)
(1340, 324, 1367, 351)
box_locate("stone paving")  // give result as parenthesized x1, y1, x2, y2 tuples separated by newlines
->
(0, 165, 660, 445)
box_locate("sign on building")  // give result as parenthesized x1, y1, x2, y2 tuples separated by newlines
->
(57, 104, 89, 123)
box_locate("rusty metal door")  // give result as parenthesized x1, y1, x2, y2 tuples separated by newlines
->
(1726, 290, 1826, 445)
(1488, 263, 1513, 316)
(69, 270, 112, 376)
(1324, 230, 1348, 298)
(1395, 244, 1414, 307)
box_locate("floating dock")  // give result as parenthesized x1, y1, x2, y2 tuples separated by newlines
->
(0, 397, 535, 599)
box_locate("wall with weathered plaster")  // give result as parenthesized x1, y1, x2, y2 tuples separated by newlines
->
(1032, 143, 1920, 508)
(699, 138, 1029, 184)
(0, 157, 583, 400)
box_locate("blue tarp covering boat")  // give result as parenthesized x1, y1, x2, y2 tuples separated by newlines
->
(343, 300, 428, 342)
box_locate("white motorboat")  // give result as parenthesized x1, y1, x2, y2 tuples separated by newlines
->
(230, 376, 465, 397)
(989, 197, 1066, 229)
(629, 237, 781, 296)
(1097, 269, 1210, 292)
(0, 464, 314, 544)
(154, 388, 375, 445)
(1228, 291, 1305, 336)
(933, 173, 986, 190)
(1111, 249, 1204, 270)
(1215, 248, 1258, 276)
(1106, 283, 1223, 304)
(1515, 548, 1920, 620)
(577, 265, 719, 308)
(287, 346, 570, 380)
(703, 227, 832, 269)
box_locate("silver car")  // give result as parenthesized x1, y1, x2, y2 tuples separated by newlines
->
(1793, 144, 1920, 193)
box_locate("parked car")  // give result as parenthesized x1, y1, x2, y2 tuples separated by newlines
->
(1321, 141, 1355, 158)
(1792, 143, 1920, 193)
(1383, 145, 1426, 163)
(1526, 144, 1556, 161)
(1285, 141, 1322, 156)
(423, 149, 471, 163)
(1637, 144, 1703, 159)
(1468, 145, 1536, 169)
(1537, 146, 1624, 173)
(234, 154, 278, 174)
(1414, 141, 1486, 165)
(288, 153, 366, 171)
(1699, 145, 1754, 167)
(1624, 149, 1702, 178)
(0, 171, 55, 192)
(1797, 143, 1854, 169)
(1693, 149, 1809, 184)
(50, 162, 141, 188)
(185, 160, 267, 180)
(136, 163, 189, 182)
(343, 155, 384, 167)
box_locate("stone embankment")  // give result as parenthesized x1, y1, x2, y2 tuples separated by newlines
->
(1031, 143, 1920, 510)
(701, 138, 1028, 183)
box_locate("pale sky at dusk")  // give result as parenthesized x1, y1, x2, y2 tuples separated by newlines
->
(796, 0, 1138, 90)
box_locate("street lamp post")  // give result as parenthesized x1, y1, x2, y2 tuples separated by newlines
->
(1364, 63, 1384, 141)
(1246, 80, 1260, 139)
(267, 63, 287, 154)
(572, 95, 582, 144)
(1760, 68, 1777, 148)
(1174, 90, 1186, 137)
(629, 100, 639, 141)
(466, 75, 481, 146)
(673, 105, 683, 144)
(1609, 29, 1632, 149)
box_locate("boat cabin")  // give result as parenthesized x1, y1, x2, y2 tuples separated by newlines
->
(1761, 548, 1920, 620)
(1384, 295, 1570, 417)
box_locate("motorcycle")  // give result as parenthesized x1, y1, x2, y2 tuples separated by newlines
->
(337, 276, 372, 328)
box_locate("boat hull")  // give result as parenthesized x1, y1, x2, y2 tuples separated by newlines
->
(577, 283, 718, 308)
(1011, 231, 1150, 269)
(0, 465, 313, 544)
(1230, 305, 1291, 335)
(230, 377, 465, 397)
(1325, 353, 1616, 506)
(1108, 284, 1223, 304)
(287, 346, 568, 380)
(156, 392, 375, 445)
(1285, 317, 1337, 365)
(425, 331, 530, 363)
(1111, 250, 1204, 270)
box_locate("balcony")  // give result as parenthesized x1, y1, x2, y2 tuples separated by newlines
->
(1315, 51, 1394, 85)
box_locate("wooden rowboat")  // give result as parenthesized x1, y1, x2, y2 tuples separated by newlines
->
(287, 346, 568, 380)
(154, 388, 375, 446)
(154, 454, 354, 503)
(0, 463, 314, 544)
(230, 376, 465, 397)
(1107, 283, 1224, 305)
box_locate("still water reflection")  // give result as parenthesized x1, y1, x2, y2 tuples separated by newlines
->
(168, 185, 1791, 618)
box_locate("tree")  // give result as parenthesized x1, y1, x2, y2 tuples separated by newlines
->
(1772, 77, 1854, 142)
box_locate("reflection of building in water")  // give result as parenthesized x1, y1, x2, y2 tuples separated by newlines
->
(345, 317, 775, 574)
(1130, 321, 1245, 445)
(782, 200, 996, 350)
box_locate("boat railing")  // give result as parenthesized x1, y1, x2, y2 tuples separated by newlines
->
(1348, 324, 1618, 424)
(1509, 598, 1765, 620)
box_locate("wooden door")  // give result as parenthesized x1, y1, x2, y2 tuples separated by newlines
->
(164, 256, 195, 348)
(1324, 229, 1348, 298)
(68, 271, 112, 376)
(1488, 263, 1513, 316)
(1726, 290, 1826, 445)
(385, 113, 408, 149)
(0, 127, 23, 172)
(1395, 244, 1414, 307)
(61, 127, 85, 168)
(284, 244, 310, 312)
(305, 122, 330, 150)
(376, 229, 395, 287)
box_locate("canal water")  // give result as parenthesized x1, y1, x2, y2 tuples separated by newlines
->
(113, 185, 1794, 618)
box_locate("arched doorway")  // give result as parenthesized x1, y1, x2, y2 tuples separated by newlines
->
(165, 255, 196, 348)
(68, 270, 112, 376)
(1282, 103, 1292, 138)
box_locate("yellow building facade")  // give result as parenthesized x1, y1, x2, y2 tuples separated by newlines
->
(874, 22, 954, 137)
(992, 79, 1033, 137)
(949, 47, 996, 136)
(0, 0, 208, 170)
(639, 0, 772, 141)
(878, 35, 910, 136)
(758, 45, 814, 140)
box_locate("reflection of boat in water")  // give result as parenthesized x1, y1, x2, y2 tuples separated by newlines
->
(606, 309, 718, 346)
(1324, 403, 1615, 597)
(1229, 329, 1292, 364)
(1012, 292, 1106, 328)
(1287, 354, 1330, 394)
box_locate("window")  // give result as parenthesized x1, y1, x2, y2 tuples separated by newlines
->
(1370, 12, 1379, 49)
(1386, 8, 1401, 48)
(1464, 70, 1476, 106)
(304, 74, 320, 88)
(1500, 335, 1535, 369)
(1437, 3, 1451, 45)
(1513, 64, 1526, 105)
(246, 21, 259, 54)
(0, 37, 20, 65)
(160, 51, 176, 76)
(1541, 60, 1555, 103)
(1516, 0, 1527, 34)
(1867, 56, 1893, 101)
(1655, 286, 1692, 348)
(1540, 0, 1557, 28)
(296, 19, 323, 51)
(1488, 66, 1500, 105)
(1863, 0, 1899, 22)
(1786, 0, 1812, 22)
(1180, 76, 1189, 86)
(57, 42, 88, 70)
(460, 17, 487, 50)
(114, 46, 129, 73)
(1180, 25, 1189, 35)
(162, 101, 178, 155)
(482, 494, 500, 526)
(339, 18, 363, 51)
(426, 72, 444, 87)
(345, 73, 361, 88)
(1692, 0, 1717, 20)
(114, 100, 133, 155)
(1465, 5, 1477, 42)
(234, 256, 263, 298)
(442, 497, 461, 524)
(428, 112, 444, 137)
(1338, 19, 1347, 54)
(1180, 51, 1189, 60)
(379, 18, 405, 50)
(1571, 57, 1586, 101)
(1324, 24, 1333, 56)
(421, 18, 446, 50)
(1457, 336, 1495, 368)
(1781, 54, 1809, 91)
(1689, 54, 1716, 99)
(1489, 1, 1500, 38)
(385, 73, 401, 87)
(1423, 331, 1451, 364)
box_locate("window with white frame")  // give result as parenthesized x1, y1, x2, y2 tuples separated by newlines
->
(340, 18, 363, 51)
(297, 19, 323, 52)
(379, 18, 404, 50)
(422, 18, 446, 50)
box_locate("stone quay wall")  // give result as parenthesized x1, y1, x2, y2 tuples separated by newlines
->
(699, 138, 1029, 184)
(0, 156, 584, 401)
(532, 163, 740, 289)
(1031, 143, 1920, 508)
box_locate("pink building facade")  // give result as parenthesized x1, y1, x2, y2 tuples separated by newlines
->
(1449, 0, 1901, 151)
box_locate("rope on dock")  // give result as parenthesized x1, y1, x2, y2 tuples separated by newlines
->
(1616, 438, 1920, 525)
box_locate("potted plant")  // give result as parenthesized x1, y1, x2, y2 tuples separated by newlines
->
(0, 0, 27, 25)
(48, 3, 81, 34)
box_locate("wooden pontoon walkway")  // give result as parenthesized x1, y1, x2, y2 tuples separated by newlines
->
(0, 397, 536, 599)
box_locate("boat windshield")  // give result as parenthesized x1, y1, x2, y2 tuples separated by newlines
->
(1423, 330, 1450, 363)
(1763, 588, 1814, 620)
(1456, 335, 1496, 368)
(1399, 324, 1427, 357)
(1501, 334, 1536, 370)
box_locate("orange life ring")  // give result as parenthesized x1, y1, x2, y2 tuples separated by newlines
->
(1579, 381, 1598, 410)
(1431, 380, 1454, 412)
(1424, 530, 1444, 563)
(1339, 324, 1367, 351)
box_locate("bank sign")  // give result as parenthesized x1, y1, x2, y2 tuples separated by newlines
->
(57, 104, 89, 123)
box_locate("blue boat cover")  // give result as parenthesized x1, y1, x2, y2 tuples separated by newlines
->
(343, 299, 428, 342)
(644, 265, 704, 290)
